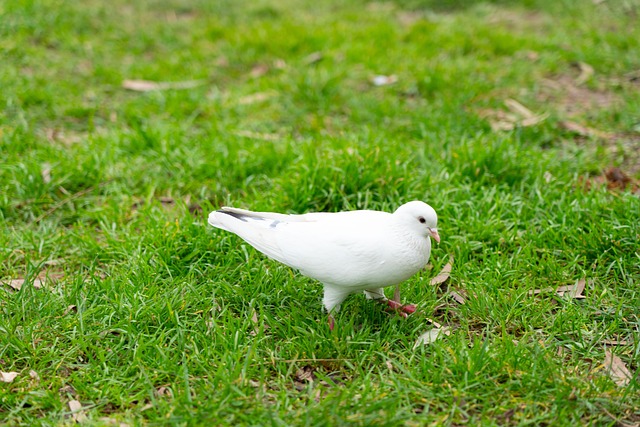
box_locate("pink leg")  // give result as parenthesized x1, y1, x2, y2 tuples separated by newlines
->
(328, 314, 335, 331)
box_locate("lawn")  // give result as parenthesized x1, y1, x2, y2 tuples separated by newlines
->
(1, 0, 639, 425)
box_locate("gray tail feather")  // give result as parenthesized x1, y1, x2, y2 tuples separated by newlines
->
(216, 209, 250, 222)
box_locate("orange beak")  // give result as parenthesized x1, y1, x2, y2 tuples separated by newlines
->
(429, 228, 440, 244)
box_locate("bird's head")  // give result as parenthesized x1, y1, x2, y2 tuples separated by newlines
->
(394, 201, 440, 243)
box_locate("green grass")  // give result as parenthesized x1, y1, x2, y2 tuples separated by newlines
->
(1, 0, 639, 425)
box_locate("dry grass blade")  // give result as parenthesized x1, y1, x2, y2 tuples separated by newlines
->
(520, 113, 549, 127)
(238, 91, 277, 105)
(603, 350, 633, 387)
(1, 371, 19, 383)
(559, 120, 612, 139)
(602, 339, 631, 346)
(424, 317, 443, 329)
(503, 99, 547, 127)
(122, 79, 205, 91)
(504, 98, 535, 119)
(527, 287, 553, 296)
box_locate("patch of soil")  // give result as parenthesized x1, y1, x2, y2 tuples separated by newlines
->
(538, 75, 620, 117)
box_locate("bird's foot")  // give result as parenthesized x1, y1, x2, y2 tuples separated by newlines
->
(384, 300, 417, 318)
(328, 314, 335, 331)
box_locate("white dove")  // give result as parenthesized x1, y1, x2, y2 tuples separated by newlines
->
(208, 201, 439, 329)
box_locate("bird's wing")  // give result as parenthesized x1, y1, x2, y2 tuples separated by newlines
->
(209, 208, 394, 283)
(273, 216, 394, 287)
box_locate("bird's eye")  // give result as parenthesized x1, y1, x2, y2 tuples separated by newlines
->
(418, 217, 426, 224)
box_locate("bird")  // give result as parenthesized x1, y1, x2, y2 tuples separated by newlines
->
(208, 201, 439, 329)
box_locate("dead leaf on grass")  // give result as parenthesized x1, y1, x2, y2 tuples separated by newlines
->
(238, 91, 277, 105)
(249, 309, 269, 336)
(98, 418, 130, 427)
(528, 278, 588, 299)
(396, 11, 424, 26)
(274, 59, 287, 69)
(215, 56, 229, 67)
(249, 64, 269, 79)
(122, 79, 205, 92)
(155, 386, 173, 397)
(68, 400, 88, 423)
(29, 370, 40, 381)
(414, 326, 451, 349)
(504, 98, 549, 126)
(566, 278, 586, 299)
(4, 279, 30, 291)
(45, 128, 85, 146)
(450, 289, 466, 304)
(371, 75, 398, 86)
(604, 167, 634, 190)
(603, 350, 633, 387)
(234, 130, 280, 141)
(3, 277, 44, 291)
(430, 256, 454, 286)
(575, 62, 594, 86)
(63, 305, 77, 316)
(489, 119, 517, 131)
(580, 167, 639, 193)
(294, 365, 316, 390)
(303, 52, 323, 65)
(1, 371, 19, 383)
(41, 163, 52, 184)
(479, 99, 547, 131)
(556, 346, 570, 358)
(158, 196, 175, 205)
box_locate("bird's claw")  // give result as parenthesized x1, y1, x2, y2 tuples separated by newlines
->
(384, 300, 417, 317)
